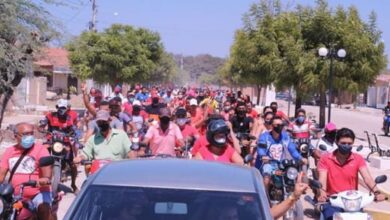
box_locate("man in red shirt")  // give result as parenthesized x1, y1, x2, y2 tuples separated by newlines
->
(270, 102, 289, 122)
(0, 123, 53, 220)
(317, 128, 386, 219)
(246, 102, 258, 119)
(175, 108, 199, 141)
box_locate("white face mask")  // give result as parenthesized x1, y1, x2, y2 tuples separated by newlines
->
(215, 137, 226, 144)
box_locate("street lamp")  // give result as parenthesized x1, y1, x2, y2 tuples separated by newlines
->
(318, 47, 346, 123)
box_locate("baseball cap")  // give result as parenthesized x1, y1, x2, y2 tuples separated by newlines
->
(190, 98, 198, 106)
(175, 108, 187, 117)
(56, 99, 68, 108)
(96, 110, 110, 121)
(133, 100, 141, 106)
(325, 122, 337, 132)
(159, 108, 171, 118)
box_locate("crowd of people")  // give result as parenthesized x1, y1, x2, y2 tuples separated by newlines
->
(0, 83, 386, 220)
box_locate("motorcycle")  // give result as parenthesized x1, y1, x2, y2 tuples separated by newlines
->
(268, 159, 304, 220)
(384, 114, 390, 136)
(43, 130, 78, 198)
(0, 157, 54, 220)
(294, 138, 314, 180)
(305, 175, 388, 220)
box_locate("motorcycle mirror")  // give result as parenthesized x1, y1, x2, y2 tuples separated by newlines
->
(375, 175, 387, 184)
(39, 156, 55, 167)
(309, 179, 322, 189)
(356, 145, 363, 152)
(319, 145, 327, 151)
(244, 154, 254, 164)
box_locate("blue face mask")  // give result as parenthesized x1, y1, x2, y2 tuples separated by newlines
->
(129, 98, 135, 103)
(338, 144, 353, 155)
(297, 116, 305, 124)
(21, 135, 35, 149)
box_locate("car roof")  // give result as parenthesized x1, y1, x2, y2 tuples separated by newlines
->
(90, 159, 259, 193)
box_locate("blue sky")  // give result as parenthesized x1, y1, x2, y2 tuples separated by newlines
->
(47, 0, 389, 60)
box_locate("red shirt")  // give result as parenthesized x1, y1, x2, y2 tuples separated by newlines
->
(198, 144, 235, 163)
(123, 103, 133, 115)
(67, 110, 79, 124)
(192, 135, 208, 155)
(318, 151, 366, 195)
(180, 124, 199, 139)
(247, 109, 258, 119)
(276, 110, 288, 119)
(0, 143, 50, 199)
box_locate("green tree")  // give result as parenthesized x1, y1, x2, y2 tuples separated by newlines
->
(0, 0, 60, 126)
(150, 52, 178, 84)
(67, 24, 164, 87)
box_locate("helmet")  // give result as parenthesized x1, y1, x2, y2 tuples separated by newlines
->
(206, 119, 230, 148)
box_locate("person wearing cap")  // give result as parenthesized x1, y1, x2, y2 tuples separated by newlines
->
(74, 110, 132, 163)
(131, 108, 184, 157)
(314, 122, 338, 160)
(175, 108, 199, 144)
(39, 99, 79, 192)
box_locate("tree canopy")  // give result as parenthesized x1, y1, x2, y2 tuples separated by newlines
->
(0, 0, 60, 126)
(67, 24, 167, 87)
(223, 0, 387, 125)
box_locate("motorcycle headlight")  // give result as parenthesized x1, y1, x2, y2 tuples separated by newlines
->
(52, 142, 64, 153)
(300, 144, 309, 153)
(341, 196, 362, 212)
(0, 198, 4, 214)
(286, 167, 298, 180)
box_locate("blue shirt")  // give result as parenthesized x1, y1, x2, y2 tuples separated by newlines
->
(255, 131, 302, 170)
(135, 92, 149, 102)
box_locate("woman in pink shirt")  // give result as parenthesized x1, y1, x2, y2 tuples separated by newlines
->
(195, 119, 243, 165)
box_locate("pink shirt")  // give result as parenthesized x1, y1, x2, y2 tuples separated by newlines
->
(198, 145, 235, 163)
(180, 124, 199, 139)
(145, 123, 183, 156)
(0, 143, 50, 199)
(123, 103, 133, 115)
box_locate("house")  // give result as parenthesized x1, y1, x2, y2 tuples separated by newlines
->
(367, 70, 390, 108)
(33, 48, 79, 93)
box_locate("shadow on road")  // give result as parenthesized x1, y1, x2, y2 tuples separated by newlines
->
(58, 183, 74, 194)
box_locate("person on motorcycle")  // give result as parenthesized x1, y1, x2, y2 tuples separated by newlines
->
(175, 108, 199, 142)
(253, 111, 275, 137)
(135, 108, 184, 157)
(194, 119, 244, 165)
(270, 102, 289, 122)
(255, 116, 307, 192)
(317, 128, 386, 219)
(74, 110, 132, 163)
(109, 97, 134, 133)
(40, 99, 79, 193)
(0, 123, 53, 220)
(145, 96, 167, 122)
(289, 108, 315, 139)
(123, 91, 135, 116)
(109, 85, 125, 103)
(230, 103, 254, 134)
(246, 102, 258, 119)
(382, 101, 390, 131)
(314, 122, 338, 159)
(135, 87, 149, 102)
(221, 100, 234, 121)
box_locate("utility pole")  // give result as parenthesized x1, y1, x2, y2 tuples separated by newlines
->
(89, 0, 97, 31)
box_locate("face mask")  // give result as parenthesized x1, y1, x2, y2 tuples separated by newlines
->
(176, 118, 187, 126)
(160, 117, 170, 125)
(58, 108, 67, 116)
(128, 97, 134, 103)
(152, 98, 159, 105)
(264, 120, 272, 125)
(297, 116, 305, 124)
(273, 125, 284, 134)
(98, 122, 110, 133)
(21, 135, 35, 149)
(338, 144, 353, 155)
(224, 107, 231, 113)
(271, 107, 277, 113)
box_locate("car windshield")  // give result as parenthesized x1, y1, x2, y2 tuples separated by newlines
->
(70, 185, 265, 220)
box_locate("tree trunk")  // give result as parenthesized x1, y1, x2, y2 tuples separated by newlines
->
(319, 89, 326, 128)
(0, 90, 14, 128)
(256, 85, 261, 105)
(295, 94, 302, 116)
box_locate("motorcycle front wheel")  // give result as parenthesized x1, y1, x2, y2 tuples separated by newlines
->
(52, 161, 62, 198)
